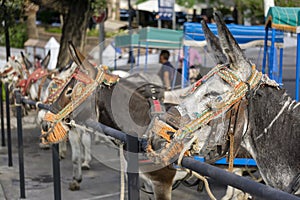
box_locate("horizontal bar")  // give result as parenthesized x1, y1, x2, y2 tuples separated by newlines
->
(181, 157, 299, 200)
(193, 156, 257, 167)
(85, 119, 127, 143)
(21, 97, 51, 110)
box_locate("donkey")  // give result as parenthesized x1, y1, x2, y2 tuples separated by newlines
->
(18, 51, 52, 102)
(144, 12, 300, 197)
(40, 42, 178, 197)
(41, 12, 300, 199)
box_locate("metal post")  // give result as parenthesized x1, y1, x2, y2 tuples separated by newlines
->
(182, 45, 189, 88)
(15, 90, 25, 198)
(5, 82, 12, 166)
(99, 22, 105, 64)
(279, 47, 283, 86)
(172, 1, 175, 30)
(126, 134, 139, 200)
(52, 144, 61, 200)
(128, 0, 135, 70)
(3, 1, 11, 62)
(262, 26, 269, 74)
(268, 29, 276, 80)
(296, 32, 300, 101)
(144, 42, 148, 72)
(0, 82, 5, 146)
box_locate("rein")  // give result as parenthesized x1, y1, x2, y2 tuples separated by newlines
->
(41, 66, 119, 144)
(147, 64, 264, 165)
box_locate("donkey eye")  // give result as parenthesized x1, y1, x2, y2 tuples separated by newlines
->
(66, 88, 73, 96)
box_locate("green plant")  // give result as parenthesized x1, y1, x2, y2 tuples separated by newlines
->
(0, 23, 28, 48)
(87, 28, 99, 37)
(45, 27, 62, 34)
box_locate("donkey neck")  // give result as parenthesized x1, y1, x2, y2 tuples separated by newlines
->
(242, 86, 300, 193)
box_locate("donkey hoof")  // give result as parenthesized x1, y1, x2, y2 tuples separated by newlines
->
(69, 180, 80, 191)
(39, 142, 50, 150)
(82, 163, 90, 170)
(59, 152, 66, 160)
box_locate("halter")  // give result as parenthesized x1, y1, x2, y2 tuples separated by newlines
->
(147, 64, 267, 165)
(17, 68, 49, 96)
(41, 66, 119, 144)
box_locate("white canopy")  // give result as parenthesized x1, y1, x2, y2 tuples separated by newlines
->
(136, 0, 185, 12)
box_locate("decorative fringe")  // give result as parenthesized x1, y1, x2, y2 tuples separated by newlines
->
(41, 112, 69, 144)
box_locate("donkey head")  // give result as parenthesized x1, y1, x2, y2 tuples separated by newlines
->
(40, 42, 119, 144)
(146, 12, 257, 166)
(0, 56, 23, 84)
(21, 51, 51, 72)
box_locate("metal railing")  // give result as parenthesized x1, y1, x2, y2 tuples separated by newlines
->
(0, 88, 298, 200)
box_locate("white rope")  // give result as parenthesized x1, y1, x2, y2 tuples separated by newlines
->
(256, 97, 291, 140)
(288, 100, 296, 111)
(66, 120, 94, 133)
(184, 169, 217, 200)
(177, 134, 198, 167)
(292, 102, 300, 110)
(119, 143, 125, 200)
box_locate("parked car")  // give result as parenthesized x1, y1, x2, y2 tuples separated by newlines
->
(120, 9, 129, 21)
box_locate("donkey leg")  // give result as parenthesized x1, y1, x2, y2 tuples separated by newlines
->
(68, 130, 82, 191)
(146, 166, 176, 200)
(81, 130, 92, 170)
(59, 140, 67, 159)
(221, 168, 249, 200)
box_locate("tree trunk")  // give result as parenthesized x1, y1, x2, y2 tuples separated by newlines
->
(56, 0, 91, 68)
(24, 2, 39, 39)
(115, 0, 120, 20)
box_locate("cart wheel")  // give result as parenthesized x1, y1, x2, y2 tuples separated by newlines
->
(197, 180, 204, 192)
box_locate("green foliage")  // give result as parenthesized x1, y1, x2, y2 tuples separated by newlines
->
(91, 0, 107, 14)
(45, 26, 62, 34)
(176, 0, 195, 8)
(241, 0, 264, 25)
(87, 28, 99, 37)
(105, 29, 125, 38)
(0, 0, 24, 26)
(0, 23, 28, 48)
(136, 0, 147, 5)
(276, 0, 300, 7)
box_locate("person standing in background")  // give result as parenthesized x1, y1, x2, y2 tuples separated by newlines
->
(189, 47, 202, 83)
(159, 50, 175, 91)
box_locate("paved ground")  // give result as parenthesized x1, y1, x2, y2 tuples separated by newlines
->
(0, 109, 232, 200)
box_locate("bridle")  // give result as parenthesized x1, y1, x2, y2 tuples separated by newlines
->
(146, 63, 275, 166)
(41, 65, 119, 144)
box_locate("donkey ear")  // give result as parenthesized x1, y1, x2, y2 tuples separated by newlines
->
(201, 20, 227, 64)
(68, 41, 96, 77)
(41, 50, 51, 69)
(21, 51, 33, 70)
(213, 11, 251, 69)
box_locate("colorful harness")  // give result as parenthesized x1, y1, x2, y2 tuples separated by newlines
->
(147, 64, 265, 165)
(17, 68, 49, 96)
(41, 66, 119, 144)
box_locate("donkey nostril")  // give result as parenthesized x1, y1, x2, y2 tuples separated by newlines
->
(41, 122, 49, 132)
(66, 88, 73, 96)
